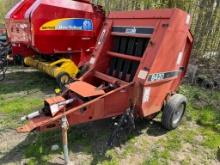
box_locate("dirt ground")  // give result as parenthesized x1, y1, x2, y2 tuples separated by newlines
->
(0, 66, 219, 165)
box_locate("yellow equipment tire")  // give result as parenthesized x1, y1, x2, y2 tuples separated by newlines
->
(56, 72, 71, 88)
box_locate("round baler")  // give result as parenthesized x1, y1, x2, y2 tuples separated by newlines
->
(5, 0, 105, 85)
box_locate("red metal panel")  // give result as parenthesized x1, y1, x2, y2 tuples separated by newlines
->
(5, 0, 35, 19)
(140, 10, 193, 116)
(28, 0, 104, 55)
(45, 96, 65, 105)
(6, 0, 105, 61)
(109, 9, 173, 19)
(68, 81, 105, 97)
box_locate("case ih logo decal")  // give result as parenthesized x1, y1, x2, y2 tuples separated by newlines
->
(112, 26, 154, 35)
(125, 27, 137, 34)
(147, 70, 181, 82)
(40, 18, 93, 31)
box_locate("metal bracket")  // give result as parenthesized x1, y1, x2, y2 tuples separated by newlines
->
(107, 105, 136, 147)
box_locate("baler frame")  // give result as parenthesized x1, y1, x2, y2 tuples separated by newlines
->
(18, 9, 192, 135)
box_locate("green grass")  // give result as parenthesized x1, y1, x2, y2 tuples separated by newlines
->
(143, 130, 182, 164)
(143, 148, 169, 165)
(0, 71, 56, 94)
(0, 97, 43, 128)
(181, 85, 220, 132)
(122, 136, 144, 156)
(24, 131, 62, 165)
(0, 97, 42, 113)
(201, 129, 220, 148)
(0, 67, 57, 128)
(0, 68, 220, 164)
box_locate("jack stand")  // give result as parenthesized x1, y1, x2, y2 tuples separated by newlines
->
(61, 116, 70, 165)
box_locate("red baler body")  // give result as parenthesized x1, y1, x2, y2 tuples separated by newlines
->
(5, 0, 104, 63)
(18, 9, 193, 133)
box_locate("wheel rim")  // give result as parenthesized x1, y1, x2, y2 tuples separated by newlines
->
(172, 103, 184, 125)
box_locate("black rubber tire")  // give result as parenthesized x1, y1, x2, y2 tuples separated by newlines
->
(0, 66, 5, 81)
(56, 72, 71, 88)
(77, 64, 89, 78)
(14, 55, 25, 66)
(161, 94, 187, 130)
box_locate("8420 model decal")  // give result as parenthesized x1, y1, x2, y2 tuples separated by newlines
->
(150, 73, 165, 81)
(147, 70, 181, 82)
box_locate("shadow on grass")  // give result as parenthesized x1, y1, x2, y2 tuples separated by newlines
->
(146, 120, 168, 137)
(0, 131, 37, 164)
(0, 70, 57, 95)
(0, 117, 168, 164)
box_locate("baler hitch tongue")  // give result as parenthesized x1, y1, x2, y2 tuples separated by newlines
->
(17, 125, 34, 133)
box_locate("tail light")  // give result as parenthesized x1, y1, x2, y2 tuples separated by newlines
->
(7, 21, 31, 43)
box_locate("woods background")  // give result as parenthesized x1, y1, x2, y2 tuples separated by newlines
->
(0, 0, 219, 78)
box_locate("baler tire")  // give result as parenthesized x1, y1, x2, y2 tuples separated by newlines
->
(22, 57, 29, 67)
(77, 65, 89, 78)
(161, 94, 187, 130)
(56, 72, 71, 88)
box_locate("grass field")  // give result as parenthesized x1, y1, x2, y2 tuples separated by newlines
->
(0, 66, 219, 165)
